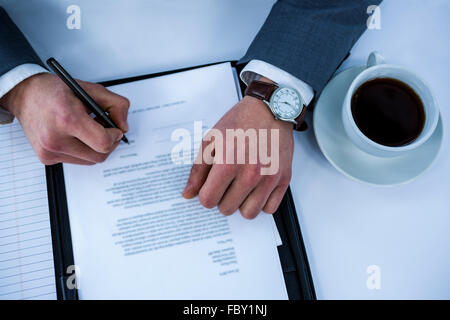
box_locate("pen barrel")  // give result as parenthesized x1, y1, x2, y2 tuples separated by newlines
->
(73, 89, 117, 129)
(46, 57, 119, 129)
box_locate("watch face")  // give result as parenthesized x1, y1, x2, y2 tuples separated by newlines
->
(270, 87, 302, 120)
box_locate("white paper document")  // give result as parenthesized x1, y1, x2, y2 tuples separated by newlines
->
(63, 63, 287, 299)
(0, 121, 56, 300)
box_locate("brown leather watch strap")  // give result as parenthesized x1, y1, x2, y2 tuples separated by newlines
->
(295, 105, 308, 131)
(244, 80, 278, 101)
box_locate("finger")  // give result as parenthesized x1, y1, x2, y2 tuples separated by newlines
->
(39, 127, 119, 163)
(71, 112, 124, 154)
(37, 149, 95, 166)
(263, 181, 290, 214)
(182, 141, 212, 199)
(56, 137, 119, 163)
(197, 164, 236, 209)
(217, 165, 262, 216)
(54, 154, 96, 165)
(182, 162, 211, 199)
(239, 177, 279, 220)
(79, 81, 130, 132)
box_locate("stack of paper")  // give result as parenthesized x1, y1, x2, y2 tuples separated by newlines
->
(63, 63, 287, 299)
(0, 120, 56, 300)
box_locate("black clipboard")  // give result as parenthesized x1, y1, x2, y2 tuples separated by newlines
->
(45, 61, 316, 300)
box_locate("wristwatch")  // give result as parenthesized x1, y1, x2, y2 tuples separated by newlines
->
(245, 80, 308, 131)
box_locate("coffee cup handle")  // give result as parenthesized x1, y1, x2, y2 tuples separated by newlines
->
(367, 51, 385, 68)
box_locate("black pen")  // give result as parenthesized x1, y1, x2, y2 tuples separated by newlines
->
(46, 57, 129, 144)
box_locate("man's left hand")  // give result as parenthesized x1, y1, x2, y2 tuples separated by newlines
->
(182, 94, 294, 219)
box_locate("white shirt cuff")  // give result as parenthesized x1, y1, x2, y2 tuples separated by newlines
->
(240, 59, 315, 106)
(0, 63, 49, 124)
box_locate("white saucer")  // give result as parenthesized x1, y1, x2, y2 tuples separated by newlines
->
(313, 66, 444, 186)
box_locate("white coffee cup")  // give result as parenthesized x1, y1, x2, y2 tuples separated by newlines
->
(342, 52, 439, 158)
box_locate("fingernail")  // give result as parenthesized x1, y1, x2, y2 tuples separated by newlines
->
(116, 132, 124, 142)
(123, 121, 129, 133)
(182, 183, 192, 198)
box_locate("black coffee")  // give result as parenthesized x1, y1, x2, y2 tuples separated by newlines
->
(351, 78, 425, 147)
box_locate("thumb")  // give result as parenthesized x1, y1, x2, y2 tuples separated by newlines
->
(79, 81, 131, 132)
(183, 163, 211, 199)
(182, 141, 212, 199)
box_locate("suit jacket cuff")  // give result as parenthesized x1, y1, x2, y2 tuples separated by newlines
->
(239, 0, 380, 94)
(240, 59, 314, 105)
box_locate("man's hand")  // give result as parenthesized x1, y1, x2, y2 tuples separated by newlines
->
(182, 92, 294, 219)
(0, 73, 129, 165)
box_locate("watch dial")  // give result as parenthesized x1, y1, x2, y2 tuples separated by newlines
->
(271, 88, 302, 119)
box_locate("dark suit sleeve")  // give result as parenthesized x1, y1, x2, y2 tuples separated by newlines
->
(0, 7, 44, 76)
(239, 0, 382, 94)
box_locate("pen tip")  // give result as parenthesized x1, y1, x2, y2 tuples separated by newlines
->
(122, 135, 130, 144)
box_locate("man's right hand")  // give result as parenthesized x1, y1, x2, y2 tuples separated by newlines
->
(0, 73, 130, 165)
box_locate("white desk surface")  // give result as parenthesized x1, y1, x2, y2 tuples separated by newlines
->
(2, 0, 449, 299)
(0, 0, 275, 82)
(291, 0, 450, 299)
